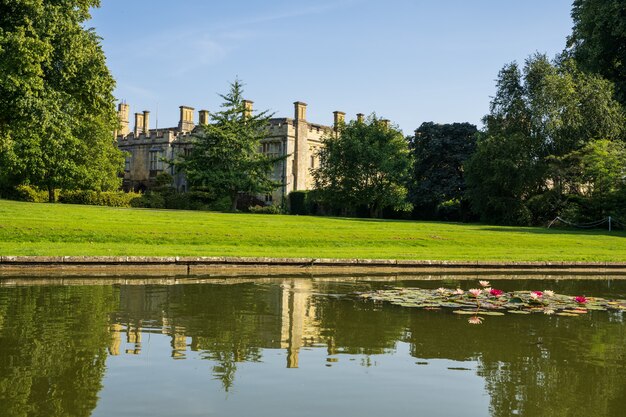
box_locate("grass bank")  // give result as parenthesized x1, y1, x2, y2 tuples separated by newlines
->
(1, 199, 625, 261)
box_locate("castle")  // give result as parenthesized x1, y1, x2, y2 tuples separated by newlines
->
(115, 101, 368, 205)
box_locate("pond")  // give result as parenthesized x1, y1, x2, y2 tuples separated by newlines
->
(0, 275, 625, 417)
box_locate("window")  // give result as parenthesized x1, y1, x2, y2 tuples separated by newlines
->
(265, 194, 273, 203)
(124, 154, 132, 171)
(149, 151, 163, 171)
(262, 142, 282, 158)
(310, 155, 315, 168)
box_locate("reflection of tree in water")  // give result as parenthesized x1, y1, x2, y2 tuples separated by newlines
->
(313, 296, 409, 356)
(0, 286, 118, 417)
(405, 311, 626, 417)
(159, 284, 280, 391)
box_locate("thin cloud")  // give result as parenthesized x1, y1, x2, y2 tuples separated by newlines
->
(226, 0, 360, 27)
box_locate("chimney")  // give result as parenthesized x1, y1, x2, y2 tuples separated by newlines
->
(117, 103, 130, 136)
(134, 112, 144, 136)
(333, 111, 345, 129)
(356, 113, 365, 123)
(294, 101, 307, 121)
(142, 110, 150, 134)
(243, 100, 253, 118)
(198, 110, 210, 125)
(178, 105, 195, 132)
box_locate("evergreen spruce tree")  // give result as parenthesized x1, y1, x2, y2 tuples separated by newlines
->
(173, 80, 285, 211)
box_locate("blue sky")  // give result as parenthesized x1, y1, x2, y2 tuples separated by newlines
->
(90, 0, 573, 134)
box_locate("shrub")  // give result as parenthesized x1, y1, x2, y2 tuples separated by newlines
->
(436, 199, 461, 221)
(129, 192, 165, 209)
(59, 190, 142, 207)
(248, 204, 281, 214)
(208, 196, 233, 212)
(289, 191, 308, 215)
(13, 185, 49, 203)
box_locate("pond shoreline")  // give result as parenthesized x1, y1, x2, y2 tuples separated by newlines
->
(2, 256, 626, 277)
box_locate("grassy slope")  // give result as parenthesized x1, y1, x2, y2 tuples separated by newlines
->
(0, 199, 625, 261)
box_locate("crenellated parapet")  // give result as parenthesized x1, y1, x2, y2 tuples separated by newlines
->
(115, 100, 368, 202)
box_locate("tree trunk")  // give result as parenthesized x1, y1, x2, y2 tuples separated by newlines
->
(48, 186, 55, 203)
(230, 192, 238, 212)
(369, 204, 378, 219)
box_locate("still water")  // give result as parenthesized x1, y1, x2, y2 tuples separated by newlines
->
(0, 275, 625, 417)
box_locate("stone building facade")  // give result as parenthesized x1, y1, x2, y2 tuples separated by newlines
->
(116, 101, 358, 205)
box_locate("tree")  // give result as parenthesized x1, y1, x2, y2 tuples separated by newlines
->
(312, 115, 412, 218)
(568, 0, 626, 106)
(0, 0, 123, 202)
(408, 122, 477, 220)
(172, 80, 284, 211)
(465, 55, 624, 225)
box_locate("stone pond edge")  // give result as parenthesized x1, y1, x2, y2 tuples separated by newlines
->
(2, 256, 626, 275)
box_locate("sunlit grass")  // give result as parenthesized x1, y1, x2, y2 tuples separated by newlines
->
(1, 199, 625, 261)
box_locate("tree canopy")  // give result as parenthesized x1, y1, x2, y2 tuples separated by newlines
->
(466, 54, 625, 225)
(172, 80, 284, 211)
(568, 0, 626, 106)
(408, 122, 477, 220)
(312, 116, 412, 218)
(0, 0, 123, 201)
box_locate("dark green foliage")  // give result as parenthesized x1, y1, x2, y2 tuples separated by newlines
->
(312, 115, 412, 218)
(0, 0, 124, 201)
(172, 80, 285, 211)
(289, 191, 309, 215)
(568, 0, 626, 106)
(408, 122, 477, 220)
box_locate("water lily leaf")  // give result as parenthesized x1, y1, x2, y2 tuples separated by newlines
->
(508, 297, 525, 304)
(562, 309, 588, 314)
(556, 313, 580, 317)
(508, 310, 531, 315)
(453, 310, 478, 315)
(440, 302, 465, 308)
(477, 311, 506, 316)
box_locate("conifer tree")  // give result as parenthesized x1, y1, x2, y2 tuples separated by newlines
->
(173, 80, 285, 211)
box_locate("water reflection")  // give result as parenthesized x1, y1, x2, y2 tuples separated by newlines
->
(0, 277, 625, 417)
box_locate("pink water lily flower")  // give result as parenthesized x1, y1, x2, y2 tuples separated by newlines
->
(530, 292, 541, 300)
(532, 291, 543, 297)
(436, 287, 447, 294)
(490, 289, 504, 297)
(469, 289, 482, 297)
(479, 280, 490, 287)
(544, 290, 554, 297)
(574, 296, 588, 304)
(544, 309, 555, 315)
(468, 316, 484, 325)
(454, 289, 464, 295)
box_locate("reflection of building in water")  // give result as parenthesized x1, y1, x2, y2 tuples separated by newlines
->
(280, 280, 320, 368)
(108, 281, 323, 367)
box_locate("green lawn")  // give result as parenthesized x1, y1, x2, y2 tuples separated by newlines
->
(0, 199, 625, 261)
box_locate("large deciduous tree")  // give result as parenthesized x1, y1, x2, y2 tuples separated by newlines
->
(466, 54, 624, 225)
(408, 122, 477, 220)
(172, 80, 284, 211)
(568, 0, 626, 107)
(312, 115, 412, 218)
(0, 0, 123, 202)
